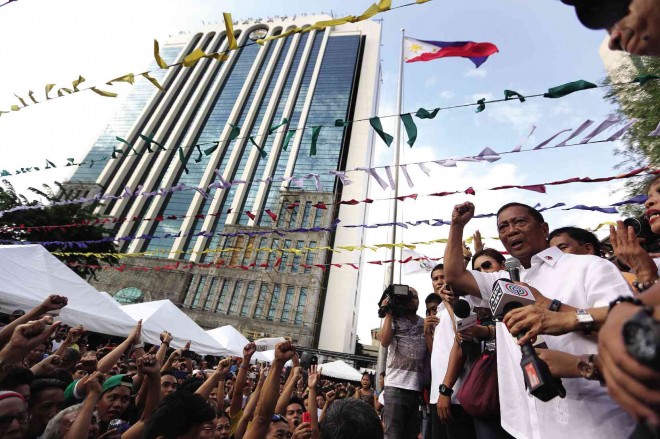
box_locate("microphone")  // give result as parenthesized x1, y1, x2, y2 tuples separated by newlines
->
(505, 258, 521, 282)
(453, 299, 478, 332)
(490, 279, 566, 402)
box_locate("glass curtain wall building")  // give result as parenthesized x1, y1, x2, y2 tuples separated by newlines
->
(73, 15, 381, 352)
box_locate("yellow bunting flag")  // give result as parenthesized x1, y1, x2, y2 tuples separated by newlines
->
(71, 75, 86, 92)
(416, 0, 432, 3)
(308, 16, 357, 31)
(28, 91, 38, 104)
(153, 40, 169, 69)
(45, 84, 55, 100)
(107, 73, 135, 85)
(183, 48, 207, 67)
(223, 13, 237, 51)
(14, 94, 28, 107)
(57, 87, 73, 97)
(357, 0, 392, 21)
(10, 105, 20, 111)
(141, 73, 165, 92)
(90, 87, 118, 98)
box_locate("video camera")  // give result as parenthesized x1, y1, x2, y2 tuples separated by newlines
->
(378, 284, 414, 318)
(624, 216, 660, 253)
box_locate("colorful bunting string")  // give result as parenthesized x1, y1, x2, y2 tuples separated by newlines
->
(2, 192, 648, 250)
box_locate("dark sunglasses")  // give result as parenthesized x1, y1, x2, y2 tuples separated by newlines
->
(476, 261, 493, 272)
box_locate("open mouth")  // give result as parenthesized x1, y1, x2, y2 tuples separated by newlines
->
(647, 209, 660, 224)
(509, 239, 525, 251)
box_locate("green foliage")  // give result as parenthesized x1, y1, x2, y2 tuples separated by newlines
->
(603, 56, 660, 215)
(0, 181, 118, 279)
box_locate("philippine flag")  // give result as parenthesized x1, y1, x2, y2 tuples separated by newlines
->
(404, 37, 499, 68)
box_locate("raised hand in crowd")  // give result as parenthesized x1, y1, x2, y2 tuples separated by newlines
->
(610, 220, 659, 285)
(0, 316, 59, 368)
(196, 356, 232, 401)
(63, 371, 105, 439)
(97, 319, 142, 374)
(156, 330, 173, 366)
(53, 324, 84, 357)
(472, 230, 484, 254)
(30, 353, 62, 376)
(0, 294, 67, 348)
(123, 354, 162, 439)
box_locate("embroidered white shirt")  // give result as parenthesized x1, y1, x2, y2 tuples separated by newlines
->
(470, 246, 635, 439)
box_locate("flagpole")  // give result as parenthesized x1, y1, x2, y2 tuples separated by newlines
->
(377, 28, 405, 391)
(389, 28, 405, 287)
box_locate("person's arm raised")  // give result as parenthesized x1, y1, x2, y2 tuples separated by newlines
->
(53, 325, 84, 358)
(230, 342, 256, 417)
(156, 331, 172, 366)
(233, 367, 267, 439)
(63, 371, 104, 439)
(0, 294, 67, 348)
(444, 202, 481, 297)
(244, 341, 297, 439)
(275, 365, 301, 415)
(97, 320, 142, 373)
(307, 365, 322, 439)
(196, 357, 232, 400)
(121, 355, 162, 439)
(0, 317, 60, 381)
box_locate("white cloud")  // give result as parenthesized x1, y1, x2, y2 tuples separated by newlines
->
(486, 102, 542, 135)
(439, 90, 455, 100)
(464, 69, 488, 78)
(424, 76, 438, 87)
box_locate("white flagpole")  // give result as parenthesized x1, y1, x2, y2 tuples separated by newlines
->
(388, 28, 405, 287)
(378, 28, 405, 390)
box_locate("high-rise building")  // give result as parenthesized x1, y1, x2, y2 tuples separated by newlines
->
(72, 14, 382, 353)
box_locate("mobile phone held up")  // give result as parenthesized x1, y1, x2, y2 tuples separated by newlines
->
(302, 412, 311, 424)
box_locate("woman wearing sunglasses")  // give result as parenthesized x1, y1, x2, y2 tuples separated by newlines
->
(471, 249, 506, 273)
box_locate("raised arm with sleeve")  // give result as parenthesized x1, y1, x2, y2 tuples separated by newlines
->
(243, 342, 297, 439)
(230, 343, 256, 417)
(379, 306, 394, 347)
(63, 371, 104, 439)
(0, 294, 67, 348)
(443, 202, 481, 297)
(97, 320, 142, 373)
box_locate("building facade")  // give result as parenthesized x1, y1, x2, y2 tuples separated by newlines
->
(73, 15, 381, 352)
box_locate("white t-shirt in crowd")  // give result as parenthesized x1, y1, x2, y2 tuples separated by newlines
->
(430, 307, 471, 405)
(384, 315, 426, 392)
(470, 246, 635, 439)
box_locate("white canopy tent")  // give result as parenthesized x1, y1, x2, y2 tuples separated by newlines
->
(0, 244, 138, 337)
(206, 326, 278, 363)
(123, 300, 232, 356)
(318, 360, 363, 382)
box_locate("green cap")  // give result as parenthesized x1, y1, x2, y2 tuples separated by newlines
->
(102, 374, 133, 394)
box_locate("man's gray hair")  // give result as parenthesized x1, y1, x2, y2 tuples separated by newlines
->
(321, 399, 383, 439)
(42, 403, 98, 439)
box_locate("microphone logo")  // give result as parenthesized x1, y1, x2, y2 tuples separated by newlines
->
(505, 283, 531, 297)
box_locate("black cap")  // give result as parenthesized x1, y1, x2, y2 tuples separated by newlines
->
(561, 0, 631, 30)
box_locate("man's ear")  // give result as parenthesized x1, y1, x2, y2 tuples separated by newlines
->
(542, 222, 550, 238)
(584, 243, 595, 255)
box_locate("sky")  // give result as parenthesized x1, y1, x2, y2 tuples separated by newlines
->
(0, 0, 644, 347)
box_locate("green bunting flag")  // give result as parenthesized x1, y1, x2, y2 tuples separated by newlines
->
(475, 98, 486, 113)
(415, 108, 439, 119)
(249, 137, 267, 158)
(194, 145, 204, 163)
(228, 124, 241, 142)
(282, 129, 296, 151)
(634, 74, 660, 86)
(504, 90, 526, 102)
(139, 135, 166, 153)
(310, 126, 321, 156)
(543, 80, 597, 99)
(204, 142, 220, 156)
(115, 137, 138, 154)
(335, 119, 350, 127)
(268, 118, 289, 135)
(178, 147, 189, 174)
(400, 114, 417, 147)
(369, 116, 393, 147)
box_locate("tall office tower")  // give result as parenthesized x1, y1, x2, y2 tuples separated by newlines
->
(72, 14, 381, 352)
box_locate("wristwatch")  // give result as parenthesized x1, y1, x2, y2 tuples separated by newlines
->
(577, 354, 601, 381)
(439, 384, 453, 397)
(622, 308, 660, 369)
(575, 309, 594, 334)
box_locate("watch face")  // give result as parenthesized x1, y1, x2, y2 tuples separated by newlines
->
(623, 322, 656, 362)
(577, 360, 594, 378)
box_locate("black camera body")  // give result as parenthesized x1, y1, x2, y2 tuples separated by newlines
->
(378, 284, 413, 318)
(623, 216, 660, 253)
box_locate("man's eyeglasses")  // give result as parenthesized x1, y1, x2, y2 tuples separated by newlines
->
(0, 413, 28, 430)
(476, 260, 493, 272)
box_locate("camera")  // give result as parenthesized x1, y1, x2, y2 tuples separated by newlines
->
(623, 309, 660, 370)
(623, 216, 660, 252)
(378, 284, 414, 318)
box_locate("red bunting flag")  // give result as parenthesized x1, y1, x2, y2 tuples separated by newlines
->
(265, 209, 278, 221)
(313, 202, 328, 210)
(245, 211, 256, 220)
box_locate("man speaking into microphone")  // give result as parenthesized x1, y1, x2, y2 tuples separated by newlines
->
(443, 201, 635, 439)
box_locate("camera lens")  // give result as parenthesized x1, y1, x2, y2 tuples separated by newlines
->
(623, 217, 642, 237)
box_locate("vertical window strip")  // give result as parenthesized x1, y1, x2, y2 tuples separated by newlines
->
(295, 287, 307, 324)
(240, 281, 256, 316)
(191, 275, 207, 308)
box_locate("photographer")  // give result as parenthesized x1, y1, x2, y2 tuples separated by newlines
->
(379, 286, 426, 439)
